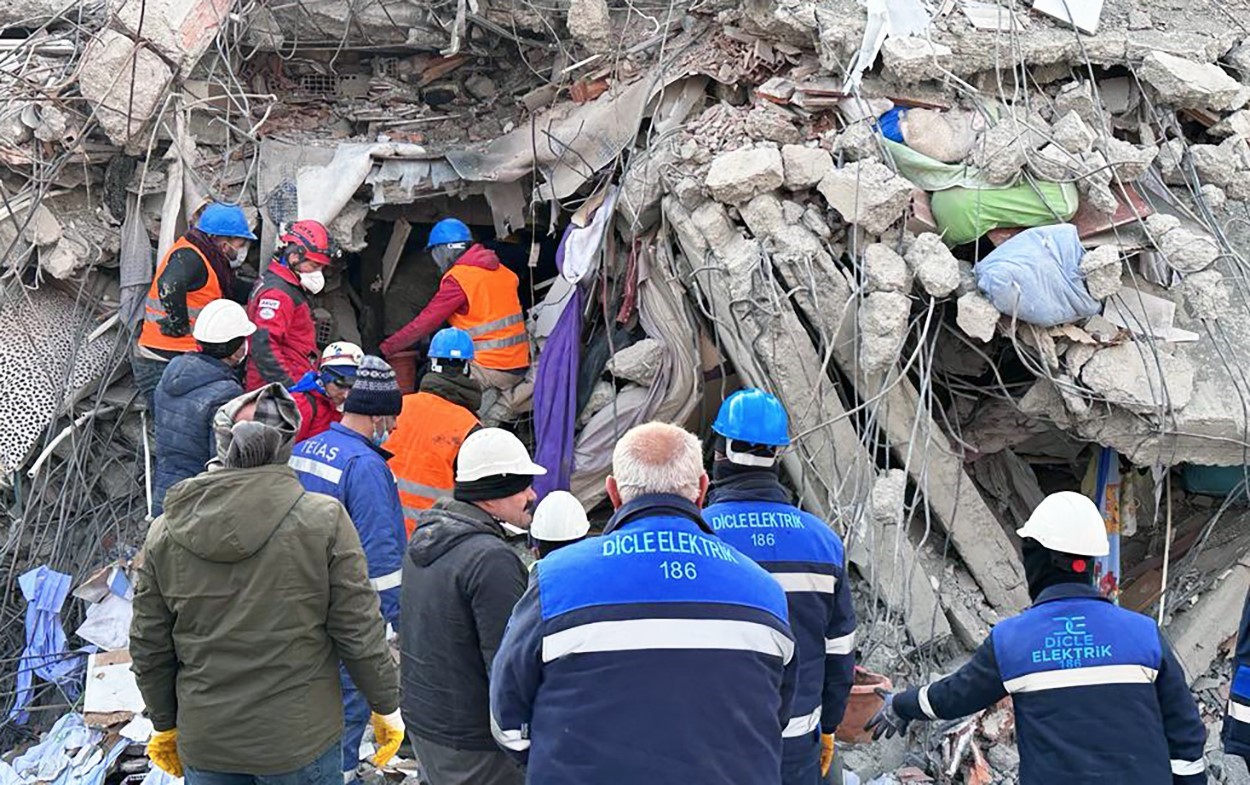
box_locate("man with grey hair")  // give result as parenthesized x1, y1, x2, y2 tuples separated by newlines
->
(490, 421, 798, 785)
(131, 384, 404, 784)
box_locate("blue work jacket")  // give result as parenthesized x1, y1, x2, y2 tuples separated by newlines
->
(895, 583, 1206, 784)
(490, 493, 798, 785)
(289, 423, 405, 625)
(1223, 589, 1250, 760)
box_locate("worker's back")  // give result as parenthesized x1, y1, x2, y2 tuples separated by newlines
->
(387, 390, 479, 535)
(989, 585, 1202, 783)
(490, 494, 797, 785)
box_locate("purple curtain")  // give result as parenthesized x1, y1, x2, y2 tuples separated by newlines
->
(533, 228, 584, 500)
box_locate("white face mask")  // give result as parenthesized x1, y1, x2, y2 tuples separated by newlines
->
(233, 245, 248, 268)
(299, 269, 325, 294)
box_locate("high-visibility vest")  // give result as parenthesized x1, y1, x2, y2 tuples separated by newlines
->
(444, 263, 530, 370)
(138, 237, 222, 354)
(386, 391, 479, 537)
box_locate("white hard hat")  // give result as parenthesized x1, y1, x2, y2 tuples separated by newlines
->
(1016, 491, 1110, 557)
(456, 428, 547, 482)
(321, 341, 363, 368)
(531, 490, 590, 542)
(193, 299, 256, 343)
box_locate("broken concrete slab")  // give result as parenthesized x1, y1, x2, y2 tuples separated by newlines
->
(78, 30, 173, 148)
(112, 0, 233, 75)
(1139, 51, 1249, 112)
(745, 105, 801, 144)
(1169, 553, 1250, 684)
(1080, 341, 1196, 413)
(1210, 109, 1250, 138)
(1080, 244, 1123, 299)
(705, 147, 785, 205)
(882, 36, 954, 83)
(831, 121, 881, 162)
(863, 244, 911, 293)
(817, 161, 912, 234)
(567, 0, 613, 53)
(607, 338, 665, 386)
(957, 291, 1000, 343)
(1177, 269, 1230, 318)
(1097, 136, 1157, 182)
(618, 141, 676, 238)
(39, 235, 91, 280)
(971, 116, 1032, 186)
(905, 233, 960, 298)
(1054, 81, 1104, 127)
(1052, 111, 1096, 154)
(1147, 213, 1222, 274)
(859, 292, 911, 373)
(781, 144, 832, 191)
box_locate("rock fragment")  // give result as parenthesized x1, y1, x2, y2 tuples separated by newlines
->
(1146, 214, 1221, 273)
(1177, 269, 1230, 318)
(606, 338, 665, 386)
(705, 147, 784, 205)
(1139, 51, 1248, 112)
(745, 105, 801, 144)
(1097, 136, 1157, 181)
(77, 30, 173, 147)
(831, 121, 880, 162)
(1079, 245, 1122, 299)
(1080, 342, 1195, 413)
(566, 0, 613, 53)
(904, 233, 960, 297)
(972, 116, 1031, 185)
(882, 36, 953, 83)
(956, 291, 1000, 343)
(781, 145, 833, 190)
(863, 244, 910, 293)
(816, 161, 912, 234)
(859, 292, 911, 372)
(1052, 111, 1096, 154)
(1200, 184, 1227, 211)
(1054, 81, 1103, 126)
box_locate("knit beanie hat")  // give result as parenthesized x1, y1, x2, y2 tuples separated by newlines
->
(344, 355, 402, 416)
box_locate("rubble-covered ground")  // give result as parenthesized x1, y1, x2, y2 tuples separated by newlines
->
(7, 0, 1250, 781)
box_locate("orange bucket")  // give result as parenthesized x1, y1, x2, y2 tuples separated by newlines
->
(835, 666, 893, 743)
(389, 350, 418, 394)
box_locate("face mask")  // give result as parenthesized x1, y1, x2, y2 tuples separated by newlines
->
(232, 245, 248, 268)
(371, 427, 390, 447)
(299, 269, 325, 294)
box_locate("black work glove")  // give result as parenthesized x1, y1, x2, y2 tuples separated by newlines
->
(157, 316, 190, 337)
(864, 689, 911, 740)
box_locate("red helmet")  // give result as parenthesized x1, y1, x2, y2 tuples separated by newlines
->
(279, 219, 334, 265)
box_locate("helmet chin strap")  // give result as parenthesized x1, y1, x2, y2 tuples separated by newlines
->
(726, 443, 780, 468)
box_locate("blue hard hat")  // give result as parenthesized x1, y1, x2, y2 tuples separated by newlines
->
(196, 202, 257, 240)
(429, 327, 475, 360)
(712, 388, 791, 447)
(426, 218, 472, 249)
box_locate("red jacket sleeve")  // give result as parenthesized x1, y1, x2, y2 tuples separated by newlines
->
(380, 276, 468, 357)
(250, 287, 302, 386)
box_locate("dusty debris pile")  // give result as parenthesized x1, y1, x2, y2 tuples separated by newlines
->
(5, 0, 1250, 780)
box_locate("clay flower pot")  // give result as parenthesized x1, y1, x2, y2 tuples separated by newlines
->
(835, 666, 893, 744)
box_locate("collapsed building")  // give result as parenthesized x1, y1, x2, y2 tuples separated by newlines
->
(5, 0, 1250, 781)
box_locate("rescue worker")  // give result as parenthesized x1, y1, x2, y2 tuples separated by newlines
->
(379, 219, 530, 425)
(289, 356, 406, 780)
(490, 422, 798, 785)
(152, 299, 255, 517)
(528, 490, 589, 560)
(867, 491, 1207, 785)
(1226, 585, 1250, 763)
(401, 428, 545, 785)
(131, 385, 405, 784)
(289, 341, 363, 443)
(246, 219, 336, 390)
(703, 389, 856, 785)
(134, 202, 256, 408)
(386, 327, 481, 536)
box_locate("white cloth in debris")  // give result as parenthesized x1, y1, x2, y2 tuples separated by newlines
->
(75, 592, 133, 652)
(561, 186, 618, 284)
(9, 712, 128, 785)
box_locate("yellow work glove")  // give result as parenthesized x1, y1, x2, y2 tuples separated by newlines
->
(371, 710, 405, 767)
(820, 733, 835, 778)
(147, 728, 183, 777)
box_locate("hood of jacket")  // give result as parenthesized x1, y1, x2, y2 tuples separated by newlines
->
(419, 368, 483, 412)
(160, 464, 304, 563)
(707, 462, 791, 505)
(162, 352, 236, 398)
(454, 244, 501, 271)
(408, 498, 506, 567)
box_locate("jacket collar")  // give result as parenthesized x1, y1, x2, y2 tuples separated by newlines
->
(431, 497, 508, 538)
(706, 465, 791, 506)
(455, 244, 501, 271)
(1032, 582, 1108, 607)
(604, 493, 713, 536)
(327, 422, 392, 460)
(265, 259, 301, 287)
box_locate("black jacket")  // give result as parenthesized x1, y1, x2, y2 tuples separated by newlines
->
(152, 352, 242, 515)
(401, 498, 528, 750)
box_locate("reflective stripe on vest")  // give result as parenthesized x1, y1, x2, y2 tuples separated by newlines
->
(138, 237, 223, 354)
(444, 262, 529, 370)
(386, 391, 480, 537)
(396, 477, 452, 499)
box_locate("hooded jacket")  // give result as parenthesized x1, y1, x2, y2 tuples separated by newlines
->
(401, 498, 527, 750)
(130, 462, 399, 774)
(152, 352, 242, 515)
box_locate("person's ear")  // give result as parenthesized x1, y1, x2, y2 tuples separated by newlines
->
(606, 476, 623, 509)
(695, 473, 709, 507)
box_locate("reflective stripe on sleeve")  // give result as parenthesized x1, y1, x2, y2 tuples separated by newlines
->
(1171, 759, 1206, 776)
(1003, 664, 1157, 694)
(825, 632, 855, 655)
(370, 570, 402, 592)
(782, 705, 822, 738)
(918, 684, 938, 720)
(1228, 700, 1250, 722)
(541, 618, 795, 665)
(490, 714, 530, 751)
(288, 456, 343, 484)
(772, 572, 836, 594)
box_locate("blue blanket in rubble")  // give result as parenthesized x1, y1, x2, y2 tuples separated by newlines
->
(974, 223, 1101, 327)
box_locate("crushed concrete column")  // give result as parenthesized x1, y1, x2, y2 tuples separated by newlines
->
(1169, 552, 1250, 684)
(77, 30, 173, 148)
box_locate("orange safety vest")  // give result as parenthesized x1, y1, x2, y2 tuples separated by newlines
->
(138, 237, 222, 354)
(387, 391, 480, 537)
(444, 263, 530, 371)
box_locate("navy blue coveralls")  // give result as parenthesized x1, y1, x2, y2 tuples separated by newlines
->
(704, 470, 856, 785)
(290, 423, 406, 774)
(894, 583, 1207, 784)
(1222, 588, 1250, 760)
(490, 493, 799, 785)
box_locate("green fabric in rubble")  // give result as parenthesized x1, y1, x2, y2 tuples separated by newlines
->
(929, 181, 1080, 246)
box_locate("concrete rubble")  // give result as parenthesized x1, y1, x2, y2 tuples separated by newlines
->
(8, 0, 1250, 779)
